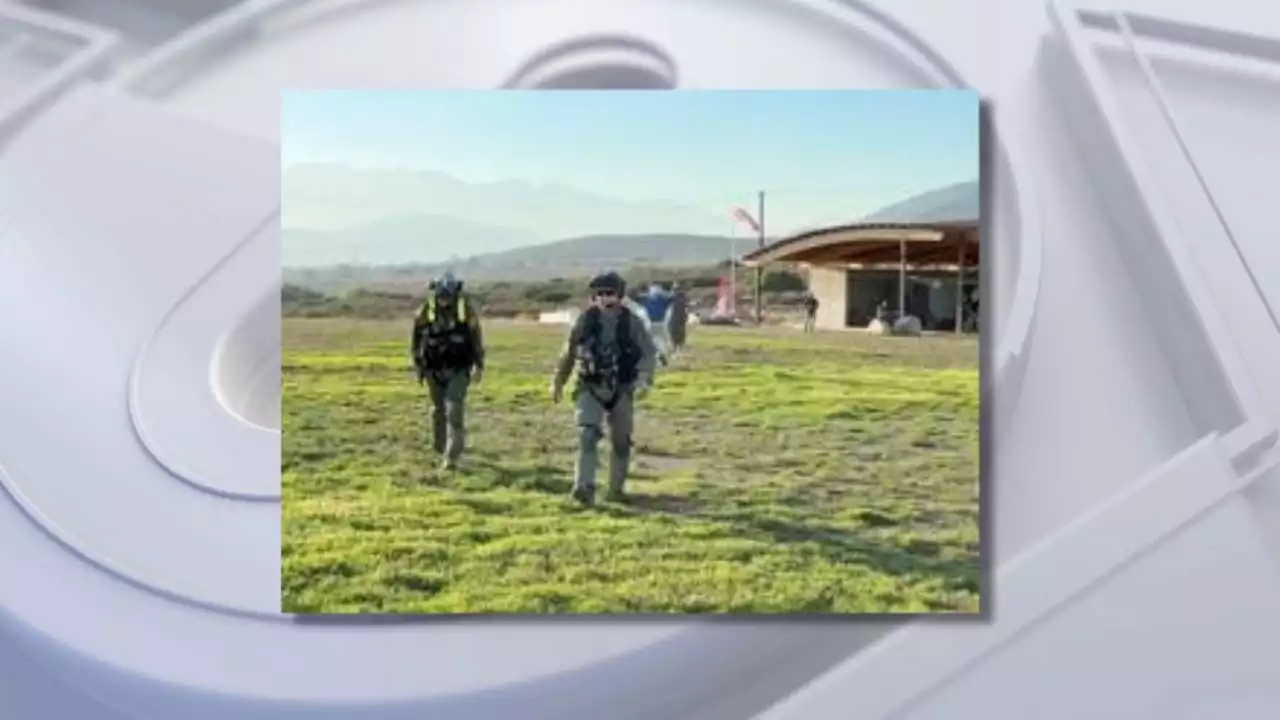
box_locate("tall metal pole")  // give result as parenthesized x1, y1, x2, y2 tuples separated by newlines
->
(729, 222, 737, 317)
(754, 190, 765, 323)
(955, 233, 966, 334)
(897, 238, 907, 318)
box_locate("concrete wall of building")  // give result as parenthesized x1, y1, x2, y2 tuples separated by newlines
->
(808, 266, 849, 329)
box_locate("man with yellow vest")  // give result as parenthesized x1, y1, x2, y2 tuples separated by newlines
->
(411, 272, 485, 471)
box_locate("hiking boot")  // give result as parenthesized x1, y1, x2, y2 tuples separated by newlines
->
(605, 489, 630, 504)
(570, 486, 595, 506)
(440, 458, 457, 472)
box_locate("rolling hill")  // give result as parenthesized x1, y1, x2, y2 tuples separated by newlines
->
(860, 179, 978, 223)
(281, 215, 546, 268)
(282, 232, 742, 293)
(282, 163, 731, 238)
(282, 179, 979, 292)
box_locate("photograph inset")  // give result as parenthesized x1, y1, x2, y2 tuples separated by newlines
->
(281, 89, 981, 615)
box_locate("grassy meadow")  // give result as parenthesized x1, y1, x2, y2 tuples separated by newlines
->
(281, 318, 981, 614)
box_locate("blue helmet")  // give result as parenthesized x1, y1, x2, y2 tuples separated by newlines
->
(430, 271, 463, 297)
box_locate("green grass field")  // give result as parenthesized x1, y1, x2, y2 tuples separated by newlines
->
(281, 318, 981, 614)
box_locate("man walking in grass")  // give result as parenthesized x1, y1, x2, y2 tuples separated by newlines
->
(411, 272, 485, 471)
(668, 282, 690, 357)
(551, 271, 657, 505)
(641, 282, 674, 366)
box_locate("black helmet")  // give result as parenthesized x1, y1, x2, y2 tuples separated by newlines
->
(588, 271, 626, 296)
(431, 271, 463, 297)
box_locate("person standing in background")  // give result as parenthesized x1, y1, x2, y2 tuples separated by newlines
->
(641, 283, 674, 366)
(802, 291, 820, 334)
(667, 282, 690, 357)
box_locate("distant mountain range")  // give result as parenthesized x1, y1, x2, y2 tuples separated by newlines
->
(282, 233, 742, 292)
(282, 162, 732, 241)
(282, 178, 979, 292)
(281, 215, 547, 268)
(861, 180, 979, 224)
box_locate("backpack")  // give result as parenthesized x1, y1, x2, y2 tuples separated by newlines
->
(576, 305, 640, 385)
(416, 295, 476, 370)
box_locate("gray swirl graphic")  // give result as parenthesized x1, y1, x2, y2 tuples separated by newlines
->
(0, 1, 1042, 718)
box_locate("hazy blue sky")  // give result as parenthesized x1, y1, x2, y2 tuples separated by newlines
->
(282, 89, 979, 236)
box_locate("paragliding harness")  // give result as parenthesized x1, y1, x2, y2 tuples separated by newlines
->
(575, 305, 640, 410)
(415, 295, 476, 379)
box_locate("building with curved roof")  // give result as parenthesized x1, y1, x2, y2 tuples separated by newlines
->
(742, 182, 979, 331)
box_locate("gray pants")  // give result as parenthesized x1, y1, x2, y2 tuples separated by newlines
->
(427, 370, 471, 460)
(574, 383, 635, 496)
(803, 314, 817, 333)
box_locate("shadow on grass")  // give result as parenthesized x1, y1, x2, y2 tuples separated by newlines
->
(595, 496, 978, 595)
(466, 457, 573, 495)
(408, 451, 976, 596)
(606, 492, 706, 516)
(737, 516, 979, 594)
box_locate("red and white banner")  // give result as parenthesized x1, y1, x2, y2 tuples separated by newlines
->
(731, 207, 760, 234)
(715, 276, 736, 317)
